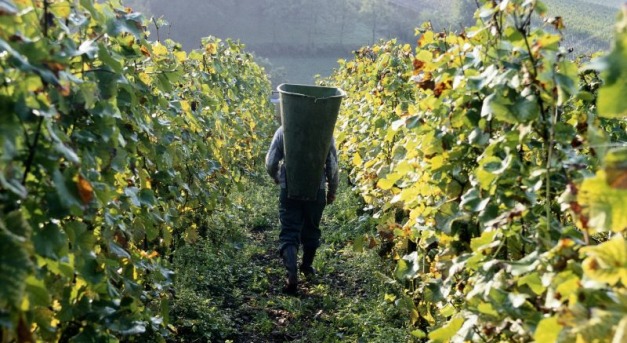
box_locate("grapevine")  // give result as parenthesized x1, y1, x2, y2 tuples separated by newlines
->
(0, 0, 273, 341)
(326, 1, 626, 341)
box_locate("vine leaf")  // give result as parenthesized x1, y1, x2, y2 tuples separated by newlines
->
(577, 170, 627, 233)
(394, 251, 419, 280)
(596, 14, 627, 119)
(77, 175, 94, 204)
(53, 170, 83, 211)
(605, 147, 627, 190)
(581, 235, 627, 286)
(534, 316, 562, 343)
(0, 212, 33, 309)
(428, 317, 464, 343)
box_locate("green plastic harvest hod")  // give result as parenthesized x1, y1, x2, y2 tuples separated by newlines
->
(277, 83, 346, 200)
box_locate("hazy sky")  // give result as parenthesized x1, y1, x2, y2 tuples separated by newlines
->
(128, 0, 620, 85)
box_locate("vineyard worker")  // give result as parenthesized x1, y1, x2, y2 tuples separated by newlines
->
(265, 126, 339, 294)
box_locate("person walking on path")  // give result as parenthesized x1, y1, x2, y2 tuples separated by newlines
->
(265, 126, 339, 294)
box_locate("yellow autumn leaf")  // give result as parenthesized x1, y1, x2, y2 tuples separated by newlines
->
(205, 43, 217, 55)
(352, 153, 363, 167)
(138, 72, 152, 85)
(174, 51, 187, 63)
(578, 170, 627, 233)
(418, 31, 435, 47)
(152, 42, 168, 57)
(180, 100, 191, 113)
(581, 235, 627, 286)
(377, 178, 395, 191)
(140, 45, 151, 57)
(50, 2, 71, 18)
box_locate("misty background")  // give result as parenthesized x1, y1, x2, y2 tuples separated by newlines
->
(124, 0, 623, 87)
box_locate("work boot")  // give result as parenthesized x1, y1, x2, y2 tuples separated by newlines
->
(300, 246, 317, 278)
(281, 245, 298, 294)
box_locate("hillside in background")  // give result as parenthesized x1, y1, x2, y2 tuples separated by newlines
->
(544, 0, 621, 53)
(124, 0, 623, 84)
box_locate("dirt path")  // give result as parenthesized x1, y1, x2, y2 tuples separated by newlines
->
(222, 220, 410, 343)
(230, 224, 336, 342)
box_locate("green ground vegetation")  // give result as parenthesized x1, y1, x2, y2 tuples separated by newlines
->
(169, 175, 413, 342)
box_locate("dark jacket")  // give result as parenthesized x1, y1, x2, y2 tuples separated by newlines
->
(265, 126, 339, 197)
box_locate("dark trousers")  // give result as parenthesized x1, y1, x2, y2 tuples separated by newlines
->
(278, 188, 326, 254)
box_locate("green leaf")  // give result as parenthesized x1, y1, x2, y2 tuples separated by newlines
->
(109, 10, 144, 38)
(25, 276, 50, 307)
(395, 252, 419, 280)
(535, 1, 548, 16)
(79, 82, 98, 110)
(598, 79, 627, 118)
(161, 298, 170, 326)
(377, 178, 394, 190)
(411, 329, 427, 338)
(95, 70, 119, 100)
(46, 121, 80, 164)
(477, 302, 499, 317)
(108, 242, 131, 259)
(554, 271, 580, 299)
(143, 218, 159, 242)
(378, 172, 403, 190)
(138, 188, 156, 207)
(79, 0, 100, 20)
(482, 92, 539, 124)
(53, 170, 83, 211)
(429, 317, 464, 343)
(124, 187, 141, 207)
(78, 254, 104, 285)
(68, 325, 113, 343)
(0, 173, 27, 199)
(476, 156, 501, 189)
(419, 130, 443, 156)
(518, 272, 545, 295)
(33, 223, 68, 259)
(97, 43, 123, 73)
(0, 212, 33, 308)
(510, 95, 539, 123)
(460, 188, 490, 212)
(470, 230, 498, 252)
(0, 39, 34, 74)
(596, 27, 627, 118)
(63, 221, 87, 247)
